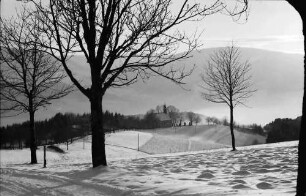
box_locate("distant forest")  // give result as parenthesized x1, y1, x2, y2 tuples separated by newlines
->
(0, 110, 171, 149)
(265, 116, 301, 143)
(1, 111, 301, 149)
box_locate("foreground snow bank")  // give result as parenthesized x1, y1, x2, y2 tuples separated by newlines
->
(0, 140, 298, 196)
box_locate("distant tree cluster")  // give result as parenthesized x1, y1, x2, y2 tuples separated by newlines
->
(205, 116, 265, 136)
(265, 117, 301, 143)
(0, 112, 128, 149)
(186, 112, 201, 126)
(153, 104, 202, 127)
(155, 104, 180, 125)
(0, 109, 176, 149)
(1, 104, 206, 149)
(206, 116, 221, 125)
(0, 113, 89, 149)
(205, 116, 230, 126)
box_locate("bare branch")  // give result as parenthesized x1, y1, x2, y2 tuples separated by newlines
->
(0, 9, 74, 117)
(30, 0, 249, 96)
(200, 44, 256, 108)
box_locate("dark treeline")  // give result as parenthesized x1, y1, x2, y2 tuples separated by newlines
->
(0, 110, 166, 149)
(1, 113, 90, 149)
(235, 124, 265, 136)
(265, 116, 301, 143)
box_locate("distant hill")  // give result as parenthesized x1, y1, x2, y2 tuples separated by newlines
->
(1, 47, 303, 126)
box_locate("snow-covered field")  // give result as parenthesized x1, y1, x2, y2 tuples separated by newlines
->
(140, 125, 266, 154)
(0, 130, 298, 196)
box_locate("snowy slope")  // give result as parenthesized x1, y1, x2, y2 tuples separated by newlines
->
(140, 125, 266, 154)
(0, 130, 297, 196)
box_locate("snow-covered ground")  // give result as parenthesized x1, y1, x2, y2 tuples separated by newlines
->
(140, 125, 266, 154)
(0, 130, 298, 196)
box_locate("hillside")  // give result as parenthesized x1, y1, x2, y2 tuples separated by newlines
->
(140, 125, 266, 154)
(1, 47, 303, 126)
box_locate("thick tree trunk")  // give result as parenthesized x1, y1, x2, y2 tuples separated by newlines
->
(29, 110, 37, 164)
(230, 105, 236, 151)
(296, 18, 305, 196)
(282, 2, 305, 195)
(90, 92, 107, 167)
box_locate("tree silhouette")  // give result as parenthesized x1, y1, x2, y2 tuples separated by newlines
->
(155, 105, 163, 114)
(200, 45, 256, 151)
(31, 0, 248, 167)
(285, 1, 306, 195)
(194, 114, 201, 132)
(186, 112, 197, 126)
(167, 105, 180, 126)
(194, 115, 201, 126)
(0, 10, 73, 163)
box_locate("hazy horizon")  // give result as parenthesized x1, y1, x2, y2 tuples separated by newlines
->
(0, 0, 303, 127)
(1, 47, 303, 127)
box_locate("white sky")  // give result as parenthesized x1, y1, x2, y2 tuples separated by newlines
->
(176, 0, 303, 53)
(0, 0, 303, 54)
(0, 0, 304, 126)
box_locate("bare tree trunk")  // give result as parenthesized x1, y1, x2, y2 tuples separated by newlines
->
(90, 91, 107, 167)
(296, 20, 306, 196)
(19, 139, 22, 149)
(230, 105, 236, 151)
(282, 2, 305, 195)
(29, 109, 37, 164)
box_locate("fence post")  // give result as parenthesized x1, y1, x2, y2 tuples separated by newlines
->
(43, 145, 46, 168)
(138, 133, 139, 151)
(83, 136, 85, 149)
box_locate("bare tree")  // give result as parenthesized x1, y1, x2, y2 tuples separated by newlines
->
(178, 112, 184, 127)
(186, 111, 196, 126)
(212, 117, 221, 125)
(30, 0, 248, 167)
(194, 114, 201, 132)
(194, 114, 201, 126)
(166, 105, 179, 126)
(205, 116, 211, 125)
(206, 116, 216, 125)
(155, 105, 163, 114)
(222, 117, 229, 126)
(0, 11, 73, 164)
(200, 45, 256, 151)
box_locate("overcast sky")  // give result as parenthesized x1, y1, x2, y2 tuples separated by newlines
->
(1, 0, 303, 53)
(178, 0, 303, 54)
(0, 0, 304, 126)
